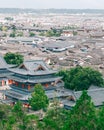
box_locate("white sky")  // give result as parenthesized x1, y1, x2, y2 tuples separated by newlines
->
(0, 0, 104, 9)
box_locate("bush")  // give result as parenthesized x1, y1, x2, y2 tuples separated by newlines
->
(4, 52, 24, 66)
(58, 67, 104, 91)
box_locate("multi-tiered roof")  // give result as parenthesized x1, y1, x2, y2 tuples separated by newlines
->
(5, 60, 63, 102)
(8, 60, 61, 84)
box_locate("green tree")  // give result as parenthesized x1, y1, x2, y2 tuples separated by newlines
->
(2, 26, 8, 31)
(9, 29, 16, 37)
(12, 101, 38, 130)
(0, 111, 5, 120)
(45, 29, 62, 37)
(17, 32, 23, 37)
(29, 32, 35, 37)
(5, 17, 13, 21)
(57, 69, 68, 81)
(4, 52, 24, 66)
(0, 104, 14, 130)
(11, 25, 16, 31)
(64, 91, 97, 130)
(98, 105, 104, 130)
(12, 101, 25, 129)
(29, 84, 49, 111)
(37, 98, 70, 130)
(9, 31, 16, 37)
(0, 103, 37, 130)
(45, 30, 54, 37)
(58, 66, 104, 91)
(73, 31, 78, 36)
(37, 98, 69, 130)
(39, 32, 45, 36)
(0, 26, 2, 31)
(38, 108, 69, 130)
(12, 101, 24, 121)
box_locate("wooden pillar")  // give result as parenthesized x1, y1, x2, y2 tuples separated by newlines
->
(8, 80, 13, 85)
(22, 84, 24, 89)
(15, 82, 18, 86)
(45, 84, 49, 88)
(8, 80, 10, 84)
(28, 85, 31, 90)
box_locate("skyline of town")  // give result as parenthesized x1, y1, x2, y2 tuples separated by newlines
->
(0, 0, 104, 9)
(0, 2, 104, 129)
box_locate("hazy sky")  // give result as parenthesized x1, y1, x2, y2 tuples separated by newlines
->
(0, 0, 104, 9)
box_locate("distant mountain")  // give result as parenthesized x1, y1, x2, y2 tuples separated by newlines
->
(1, 8, 104, 14)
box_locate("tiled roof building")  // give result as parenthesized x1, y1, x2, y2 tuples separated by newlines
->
(5, 60, 63, 102)
(0, 56, 11, 86)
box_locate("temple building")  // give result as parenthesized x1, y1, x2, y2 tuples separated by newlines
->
(5, 60, 63, 103)
(0, 56, 12, 86)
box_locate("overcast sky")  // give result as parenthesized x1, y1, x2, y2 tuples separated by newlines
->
(0, 0, 104, 9)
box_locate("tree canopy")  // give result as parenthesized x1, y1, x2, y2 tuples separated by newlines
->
(63, 91, 98, 130)
(4, 52, 24, 66)
(29, 32, 35, 37)
(29, 84, 49, 111)
(39, 29, 62, 37)
(98, 105, 104, 129)
(1, 92, 104, 130)
(37, 108, 69, 130)
(12, 101, 37, 130)
(58, 66, 104, 91)
(9, 31, 16, 37)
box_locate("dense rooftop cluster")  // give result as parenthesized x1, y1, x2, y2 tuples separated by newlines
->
(0, 11, 104, 129)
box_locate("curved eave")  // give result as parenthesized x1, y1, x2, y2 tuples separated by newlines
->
(5, 90, 30, 100)
(6, 94, 27, 101)
(8, 75, 62, 84)
(8, 69, 57, 76)
(26, 77, 62, 84)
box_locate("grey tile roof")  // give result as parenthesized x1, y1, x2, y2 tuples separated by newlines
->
(7, 37, 39, 42)
(61, 99, 75, 107)
(0, 99, 14, 104)
(9, 60, 57, 75)
(0, 56, 8, 69)
(8, 75, 27, 83)
(74, 88, 104, 107)
(22, 60, 49, 71)
(9, 68, 57, 75)
(39, 41, 76, 49)
(5, 89, 31, 100)
(8, 75, 62, 83)
(45, 89, 73, 99)
(6, 88, 73, 101)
